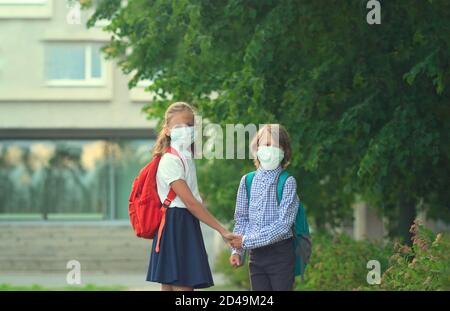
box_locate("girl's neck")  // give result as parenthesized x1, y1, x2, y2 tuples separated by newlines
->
(170, 140, 193, 159)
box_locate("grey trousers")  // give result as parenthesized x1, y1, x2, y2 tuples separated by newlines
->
(248, 237, 295, 291)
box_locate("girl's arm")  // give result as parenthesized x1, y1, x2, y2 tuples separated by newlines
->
(170, 179, 236, 242)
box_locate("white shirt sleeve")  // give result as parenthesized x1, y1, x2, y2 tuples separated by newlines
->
(158, 153, 185, 185)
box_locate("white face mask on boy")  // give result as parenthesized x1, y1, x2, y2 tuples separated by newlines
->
(256, 145, 284, 170)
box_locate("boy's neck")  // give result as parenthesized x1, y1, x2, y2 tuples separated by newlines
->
(257, 166, 282, 173)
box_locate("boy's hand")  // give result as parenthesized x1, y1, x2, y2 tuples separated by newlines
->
(230, 235, 243, 249)
(229, 254, 241, 268)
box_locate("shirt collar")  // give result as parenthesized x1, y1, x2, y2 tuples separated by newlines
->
(256, 165, 283, 180)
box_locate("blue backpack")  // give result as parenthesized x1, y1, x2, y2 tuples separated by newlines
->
(244, 170, 312, 282)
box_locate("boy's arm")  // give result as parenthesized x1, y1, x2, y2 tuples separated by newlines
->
(231, 175, 250, 256)
(242, 176, 299, 249)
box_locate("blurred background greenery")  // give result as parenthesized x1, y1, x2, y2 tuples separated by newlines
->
(80, 0, 450, 290)
(215, 223, 449, 290)
(86, 0, 449, 242)
(0, 0, 449, 291)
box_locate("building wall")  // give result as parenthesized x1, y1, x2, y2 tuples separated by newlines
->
(0, 222, 224, 275)
(0, 0, 154, 130)
(0, 0, 202, 277)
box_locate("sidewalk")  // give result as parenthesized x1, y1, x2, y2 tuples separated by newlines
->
(0, 272, 227, 291)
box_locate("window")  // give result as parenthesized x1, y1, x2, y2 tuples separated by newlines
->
(0, 139, 154, 221)
(45, 43, 105, 86)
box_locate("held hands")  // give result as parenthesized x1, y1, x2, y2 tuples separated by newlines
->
(221, 231, 244, 268)
(229, 235, 242, 249)
(221, 231, 243, 250)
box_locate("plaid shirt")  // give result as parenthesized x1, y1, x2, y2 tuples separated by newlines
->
(231, 166, 299, 255)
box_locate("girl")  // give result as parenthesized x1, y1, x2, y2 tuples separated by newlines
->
(147, 102, 235, 291)
(229, 124, 299, 291)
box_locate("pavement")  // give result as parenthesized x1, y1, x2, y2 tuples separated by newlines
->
(0, 272, 227, 291)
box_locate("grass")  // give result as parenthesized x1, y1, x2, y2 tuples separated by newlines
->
(0, 283, 127, 291)
(201, 284, 246, 291)
(0, 283, 244, 291)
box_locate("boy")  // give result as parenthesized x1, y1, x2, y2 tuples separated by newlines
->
(230, 124, 299, 291)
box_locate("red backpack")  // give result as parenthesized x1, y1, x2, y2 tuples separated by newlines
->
(128, 147, 184, 253)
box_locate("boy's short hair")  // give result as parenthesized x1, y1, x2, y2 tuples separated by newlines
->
(250, 124, 292, 169)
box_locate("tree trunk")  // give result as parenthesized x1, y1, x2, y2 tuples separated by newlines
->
(314, 216, 326, 233)
(398, 195, 416, 245)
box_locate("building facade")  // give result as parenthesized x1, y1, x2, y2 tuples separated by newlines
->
(0, 0, 156, 222)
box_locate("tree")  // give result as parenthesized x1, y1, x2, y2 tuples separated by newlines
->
(85, 0, 450, 242)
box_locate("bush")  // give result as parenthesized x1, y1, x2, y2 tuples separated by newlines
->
(215, 233, 391, 291)
(215, 223, 449, 291)
(296, 233, 392, 291)
(380, 221, 450, 290)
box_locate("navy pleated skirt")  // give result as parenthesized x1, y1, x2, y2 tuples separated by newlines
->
(146, 207, 214, 289)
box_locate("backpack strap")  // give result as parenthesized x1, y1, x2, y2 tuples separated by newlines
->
(276, 170, 290, 204)
(166, 146, 186, 171)
(155, 147, 185, 253)
(162, 147, 185, 207)
(239, 171, 255, 262)
(276, 170, 299, 243)
(244, 171, 256, 205)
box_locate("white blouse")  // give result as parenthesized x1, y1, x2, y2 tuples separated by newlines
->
(156, 149, 202, 208)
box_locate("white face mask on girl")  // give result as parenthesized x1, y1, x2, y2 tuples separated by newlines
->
(170, 126, 195, 147)
(256, 146, 284, 170)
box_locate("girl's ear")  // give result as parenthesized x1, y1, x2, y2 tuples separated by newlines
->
(163, 126, 170, 137)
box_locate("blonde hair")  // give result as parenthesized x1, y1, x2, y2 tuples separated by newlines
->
(250, 124, 292, 168)
(152, 102, 195, 156)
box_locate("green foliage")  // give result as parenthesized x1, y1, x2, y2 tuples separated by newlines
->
(296, 233, 391, 291)
(86, 0, 450, 235)
(215, 232, 392, 291)
(197, 158, 248, 221)
(215, 224, 450, 290)
(380, 222, 450, 290)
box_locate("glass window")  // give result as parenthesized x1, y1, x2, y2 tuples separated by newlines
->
(45, 43, 104, 85)
(91, 44, 102, 79)
(45, 44, 85, 80)
(0, 139, 154, 221)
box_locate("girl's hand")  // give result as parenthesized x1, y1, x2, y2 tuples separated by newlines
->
(230, 235, 243, 249)
(229, 254, 241, 268)
(221, 231, 239, 246)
